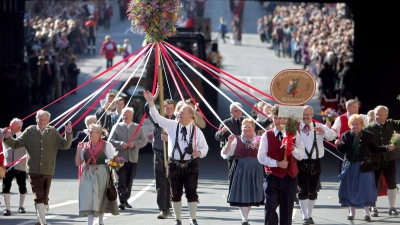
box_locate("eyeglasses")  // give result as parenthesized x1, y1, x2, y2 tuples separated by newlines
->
(232, 110, 241, 113)
(89, 130, 100, 134)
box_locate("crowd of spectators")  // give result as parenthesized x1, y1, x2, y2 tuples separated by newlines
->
(258, 2, 355, 106)
(17, 0, 114, 109)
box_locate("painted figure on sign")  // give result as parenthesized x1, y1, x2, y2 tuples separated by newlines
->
(286, 78, 300, 97)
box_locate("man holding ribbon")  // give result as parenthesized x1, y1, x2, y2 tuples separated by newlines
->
(1, 118, 27, 216)
(143, 90, 208, 225)
(110, 107, 147, 210)
(257, 104, 305, 225)
(297, 106, 336, 224)
(1, 110, 73, 225)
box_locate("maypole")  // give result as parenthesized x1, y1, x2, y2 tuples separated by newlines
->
(156, 43, 167, 166)
(127, 0, 183, 166)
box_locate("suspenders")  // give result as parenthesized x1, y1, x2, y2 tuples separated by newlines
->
(304, 122, 319, 160)
(172, 123, 195, 160)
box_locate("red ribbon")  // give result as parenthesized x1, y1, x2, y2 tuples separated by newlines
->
(282, 132, 295, 157)
(163, 42, 273, 122)
(4, 155, 26, 168)
(159, 43, 220, 130)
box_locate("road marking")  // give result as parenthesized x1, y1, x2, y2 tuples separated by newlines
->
(16, 200, 78, 225)
(94, 180, 155, 224)
(246, 77, 255, 95)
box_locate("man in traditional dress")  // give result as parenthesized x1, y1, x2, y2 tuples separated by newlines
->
(1, 118, 28, 216)
(145, 98, 176, 219)
(298, 106, 336, 224)
(364, 105, 400, 217)
(143, 90, 208, 225)
(2, 110, 73, 225)
(110, 107, 147, 210)
(257, 104, 305, 225)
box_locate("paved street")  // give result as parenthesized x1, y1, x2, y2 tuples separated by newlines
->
(2, 1, 400, 225)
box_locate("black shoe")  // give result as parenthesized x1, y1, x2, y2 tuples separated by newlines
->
(18, 207, 25, 213)
(190, 219, 199, 225)
(157, 211, 168, 219)
(371, 208, 378, 217)
(364, 215, 371, 221)
(241, 220, 249, 225)
(119, 203, 126, 210)
(308, 217, 314, 224)
(174, 219, 182, 225)
(389, 207, 399, 216)
(302, 219, 310, 225)
(125, 203, 132, 208)
(347, 216, 354, 220)
(3, 209, 11, 216)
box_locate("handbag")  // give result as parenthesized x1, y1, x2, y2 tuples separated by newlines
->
(360, 157, 373, 173)
(0, 167, 5, 179)
(106, 167, 117, 201)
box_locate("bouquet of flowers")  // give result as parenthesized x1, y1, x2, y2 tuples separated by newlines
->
(390, 131, 400, 148)
(321, 108, 340, 122)
(127, 0, 183, 42)
(106, 156, 125, 171)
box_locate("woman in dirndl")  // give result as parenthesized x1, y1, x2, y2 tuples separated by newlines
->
(335, 114, 395, 221)
(221, 118, 264, 225)
(75, 124, 119, 225)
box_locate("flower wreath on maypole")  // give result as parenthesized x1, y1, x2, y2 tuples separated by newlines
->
(127, 0, 183, 43)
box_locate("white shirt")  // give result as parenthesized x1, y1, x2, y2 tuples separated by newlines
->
(36, 126, 48, 135)
(125, 122, 132, 129)
(150, 105, 208, 160)
(299, 122, 337, 159)
(257, 128, 305, 167)
(331, 113, 368, 137)
(220, 136, 238, 159)
(80, 142, 116, 160)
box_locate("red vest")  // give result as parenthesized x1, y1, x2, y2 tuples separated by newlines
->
(234, 136, 258, 158)
(264, 130, 298, 178)
(339, 114, 350, 138)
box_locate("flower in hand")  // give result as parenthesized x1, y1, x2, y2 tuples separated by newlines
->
(106, 156, 125, 171)
(390, 131, 400, 148)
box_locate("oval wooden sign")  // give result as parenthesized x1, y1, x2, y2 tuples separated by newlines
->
(270, 69, 316, 106)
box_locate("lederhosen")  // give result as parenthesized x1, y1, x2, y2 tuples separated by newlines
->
(297, 122, 322, 200)
(168, 123, 199, 202)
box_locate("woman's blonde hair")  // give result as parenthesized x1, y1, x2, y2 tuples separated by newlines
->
(348, 114, 365, 128)
(241, 118, 255, 130)
(89, 124, 108, 138)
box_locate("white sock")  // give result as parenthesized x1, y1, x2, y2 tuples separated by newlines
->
(308, 200, 316, 218)
(388, 188, 397, 208)
(349, 207, 355, 216)
(3, 193, 11, 210)
(364, 206, 371, 216)
(239, 206, 250, 220)
(36, 203, 47, 224)
(98, 213, 104, 224)
(299, 199, 308, 219)
(187, 202, 198, 220)
(19, 193, 26, 208)
(87, 214, 94, 225)
(172, 201, 182, 221)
